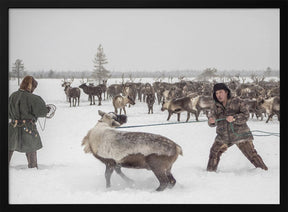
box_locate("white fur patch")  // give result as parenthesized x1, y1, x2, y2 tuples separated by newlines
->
(82, 120, 181, 162)
(190, 95, 199, 111)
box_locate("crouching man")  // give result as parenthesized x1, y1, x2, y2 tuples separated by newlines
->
(207, 83, 268, 172)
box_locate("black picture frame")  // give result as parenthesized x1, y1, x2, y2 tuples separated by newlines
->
(1, 0, 287, 211)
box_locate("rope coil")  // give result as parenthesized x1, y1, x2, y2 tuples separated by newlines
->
(38, 104, 57, 132)
(46, 104, 56, 119)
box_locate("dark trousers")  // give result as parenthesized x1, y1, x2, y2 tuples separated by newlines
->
(207, 140, 268, 171)
(8, 151, 38, 168)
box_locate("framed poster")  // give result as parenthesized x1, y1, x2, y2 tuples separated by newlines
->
(1, 0, 287, 211)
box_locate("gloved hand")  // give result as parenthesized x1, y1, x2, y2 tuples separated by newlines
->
(46, 106, 51, 113)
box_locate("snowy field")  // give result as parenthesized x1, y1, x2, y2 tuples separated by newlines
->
(8, 78, 280, 204)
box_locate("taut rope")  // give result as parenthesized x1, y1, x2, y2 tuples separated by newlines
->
(117, 118, 279, 137)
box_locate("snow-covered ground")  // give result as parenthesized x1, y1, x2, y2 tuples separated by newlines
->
(8, 78, 279, 204)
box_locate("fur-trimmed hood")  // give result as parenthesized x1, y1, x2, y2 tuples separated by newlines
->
(20, 76, 38, 93)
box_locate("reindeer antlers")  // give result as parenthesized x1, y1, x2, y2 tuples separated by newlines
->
(61, 78, 74, 87)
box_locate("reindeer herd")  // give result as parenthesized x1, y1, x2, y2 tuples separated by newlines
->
(61, 77, 280, 123)
(61, 77, 279, 191)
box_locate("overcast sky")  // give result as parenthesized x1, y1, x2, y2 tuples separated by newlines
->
(9, 9, 279, 72)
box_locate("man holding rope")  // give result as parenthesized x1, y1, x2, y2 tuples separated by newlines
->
(8, 76, 51, 169)
(207, 83, 268, 171)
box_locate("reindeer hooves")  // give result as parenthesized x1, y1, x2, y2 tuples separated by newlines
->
(168, 179, 176, 189)
(156, 183, 168, 191)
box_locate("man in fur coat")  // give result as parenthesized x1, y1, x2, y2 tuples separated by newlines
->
(207, 83, 268, 171)
(8, 76, 50, 168)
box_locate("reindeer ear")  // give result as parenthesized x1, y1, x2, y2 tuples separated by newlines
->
(98, 110, 106, 117)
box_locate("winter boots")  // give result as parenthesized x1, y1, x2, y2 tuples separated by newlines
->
(8, 151, 38, 168)
(236, 141, 268, 170)
(207, 140, 268, 171)
(26, 151, 38, 168)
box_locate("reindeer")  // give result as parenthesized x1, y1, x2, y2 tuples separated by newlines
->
(167, 85, 184, 100)
(81, 110, 183, 191)
(79, 83, 102, 106)
(146, 93, 156, 114)
(61, 78, 72, 102)
(79, 78, 95, 101)
(242, 98, 263, 120)
(134, 82, 144, 102)
(266, 86, 280, 98)
(61, 78, 81, 107)
(195, 95, 214, 118)
(235, 83, 265, 99)
(107, 84, 123, 99)
(112, 94, 135, 115)
(99, 80, 108, 100)
(161, 96, 199, 122)
(122, 82, 137, 104)
(257, 96, 280, 123)
(153, 84, 166, 105)
(153, 81, 172, 105)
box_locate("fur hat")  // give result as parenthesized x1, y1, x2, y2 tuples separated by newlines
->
(213, 83, 231, 102)
(20, 76, 38, 93)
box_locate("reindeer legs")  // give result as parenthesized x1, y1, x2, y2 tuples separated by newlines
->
(186, 112, 190, 122)
(152, 169, 169, 191)
(114, 165, 134, 184)
(105, 163, 134, 188)
(122, 107, 127, 115)
(167, 111, 172, 121)
(166, 169, 176, 188)
(105, 163, 114, 188)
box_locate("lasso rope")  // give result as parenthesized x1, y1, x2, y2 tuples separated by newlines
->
(117, 118, 279, 137)
(38, 104, 57, 131)
(117, 119, 207, 129)
(46, 104, 57, 119)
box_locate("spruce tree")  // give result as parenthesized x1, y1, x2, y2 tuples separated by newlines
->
(12, 59, 25, 85)
(92, 44, 111, 84)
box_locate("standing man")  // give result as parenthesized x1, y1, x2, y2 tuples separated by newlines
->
(207, 83, 268, 171)
(8, 76, 50, 168)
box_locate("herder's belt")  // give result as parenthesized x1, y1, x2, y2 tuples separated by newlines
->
(10, 119, 35, 127)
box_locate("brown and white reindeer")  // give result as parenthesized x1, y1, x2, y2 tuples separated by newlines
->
(81, 110, 183, 191)
(61, 78, 72, 102)
(257, 96, 280, 123)
(161, 96, 199, 122)
(61, 78, 81, 107)
(167, 85, 184, 100)
(112, 94, 135, 115)
(122, 82, 137, 106)
(195, 95, 214, 118)
(235, 83, 265, 99)
(242, 98, 264, 120)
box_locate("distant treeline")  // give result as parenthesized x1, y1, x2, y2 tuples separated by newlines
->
(9, 69, 279, 80)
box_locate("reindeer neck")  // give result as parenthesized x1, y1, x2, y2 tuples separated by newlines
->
(95, 121, 114, 129)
